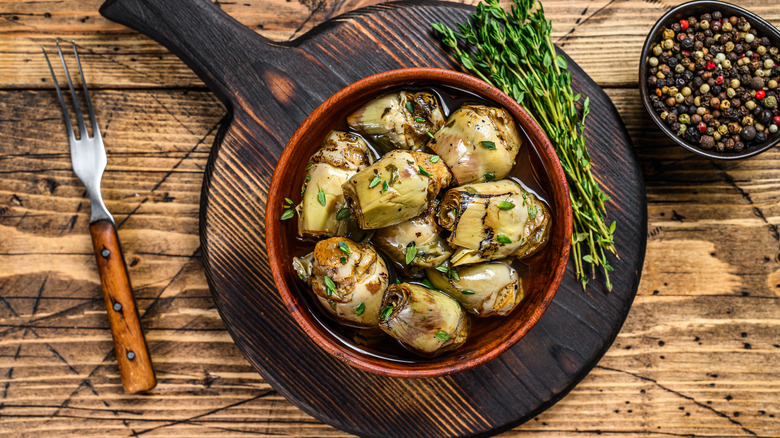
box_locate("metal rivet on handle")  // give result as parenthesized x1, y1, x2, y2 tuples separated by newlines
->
(113, 302, 122, 312)
(101, 248, 110, 258)
(127, 351, 135, 360)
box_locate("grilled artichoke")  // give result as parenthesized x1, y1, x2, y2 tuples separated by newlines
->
(372, 203, 453, 277)
(438, 180, 550, 265)
(296, 131, 374, 239)
(378, 283, 469, 355)
(342, 150, 452, 229)
(347, 91, 445, 151)
(293, 237, 389, 327)
(427, 261, 523, 317)
(429, 105, 522, 185)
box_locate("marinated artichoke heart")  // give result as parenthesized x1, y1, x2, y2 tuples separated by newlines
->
(378, 283, 469, 355)
(342, 150, 452, 229)
(293, 237, 389, 327)
(429, 105, 522, 185)
(347, 91, 445, 151)
(438, 180, 550, 265)
(372, 203, 453, 276)
(427, 260, 523, 317)
(296, 131, 374, 239)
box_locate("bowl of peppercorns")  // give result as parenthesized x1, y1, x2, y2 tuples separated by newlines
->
(640, 0, 780, 159)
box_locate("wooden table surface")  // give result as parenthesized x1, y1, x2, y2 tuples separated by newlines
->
(1, 0, 778, 436)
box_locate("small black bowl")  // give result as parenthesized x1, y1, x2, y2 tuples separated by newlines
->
(639, 0, 780, 160)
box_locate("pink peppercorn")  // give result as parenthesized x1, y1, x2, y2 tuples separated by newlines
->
(680, 19, 689, 31)
(773, 116, 780, 125)
(698, 122, 707, 133)
(716, 76, 724, 85)
(756, 90, 766, 100)
(706, 61, 716, 71)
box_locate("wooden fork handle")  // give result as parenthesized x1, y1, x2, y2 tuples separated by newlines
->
(90, 220, 156, 394)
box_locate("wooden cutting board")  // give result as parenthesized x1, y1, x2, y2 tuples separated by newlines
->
(99, 0, 647, 436)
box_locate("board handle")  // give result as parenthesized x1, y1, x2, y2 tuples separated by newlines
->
(90, 220, 156, 394)
(99, 0, 272, 105)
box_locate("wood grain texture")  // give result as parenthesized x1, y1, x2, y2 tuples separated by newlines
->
(89, 219, 156, 394)
(1, 0, 779, 437)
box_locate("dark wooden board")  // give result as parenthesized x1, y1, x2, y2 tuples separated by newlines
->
(99, 1, 646, 437)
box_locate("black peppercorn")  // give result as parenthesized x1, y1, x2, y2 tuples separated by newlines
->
(715, 141, 726, 152)
(712, 85, 722, 95)
(741, 125, 757, 141)
(684, 126, 702, 143)
(693, 76, 704, 87)
(754, 131, 767, 144)
(734, 141, 745, 152)
(681, 38, 694, 51)
(683, 70, 694, 81)
(672, 22, 682, 32)
(712, 11, 722, 21)
(700, 135, 715, 149)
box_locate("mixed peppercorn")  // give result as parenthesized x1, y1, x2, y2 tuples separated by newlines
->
(646, 11, 780, 153)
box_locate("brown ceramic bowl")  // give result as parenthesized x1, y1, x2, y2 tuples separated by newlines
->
(639, 0, 780, 160)
(266, 68, 572, 378)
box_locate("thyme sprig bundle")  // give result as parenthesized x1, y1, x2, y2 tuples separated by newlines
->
(433, 0, 617, 289)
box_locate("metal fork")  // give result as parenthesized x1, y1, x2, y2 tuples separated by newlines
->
(43, 41, 156, 394)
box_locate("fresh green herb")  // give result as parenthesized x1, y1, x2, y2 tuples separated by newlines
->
(340, 256, 347, 265)
(497, 233, 512, 244)
(369, 175, 381, 188)
(436, 264, 460, 281)
(417, 166, 433, 177)
(336, 208, 350, 220)
(481, 140, 497, 150)
(461, 290, 475, 295)
(381, 180, 389, 193)
(405, 101, 415, 114)
(356, 302, 365, 316)
(421, 278, 435, 289)
(297, 272, 304, 280)
(380, 304, 394, 320)
(305, 174, 311, 182)
(528, 203, 538, 221)
(498, 201, 515, 210)
(317, 187, 326, 206)
(280, 209, 295, 221)
(306, 163, 313, 171)
(484, 172, 496, 181)
(426, 131, 435, 139)
(464, 186, 478, 194)
(522, 192, 528, 206)
(324, 276, 336, 296)
(433, 0, 616, 290)
(338, 240, 351, 256)
(284, 197, 294, 205)
(414, 116, 426, 123)
(435, 331, 450, 341)
(405, 243, 418, 265)
(430, 155, 440, 163)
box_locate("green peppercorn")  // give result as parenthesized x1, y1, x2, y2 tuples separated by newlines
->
(694, 50, 704, 60)
(657, 72, 666, 79)
(668, 86, 679, 96)
(700, 20, 710, 30)
(757, 45, 766, 55)
(764, 96, 777, 109)
(727, 88, 737, 98)
(722, 22, 733, 32)
(730, 79, 740, 88)
(700, 83, 710, 94)
(679, 114, 691, 124)
(660, 111, 669, 121)
(718, 124, 729, 135)
(756, 69, 765, 78)
(721, 60, 732, 69)
(675, 93, 685, 104)
(682, 86, 692, 97)
(768, 80, 778, 89)
(742, 115, 754, 126)
(648, 57, 659, 67)
(696, 106, 706, 115)
(755, 123, 765, 132)
(764, 59, 774, 69)
(713, 132, 722, 141)
(745, 33, 755, 43)
(769, 47, 778, 56)
(663, 29, 675, 40)
(745, 100, 757, 110)
(662, 39, 674, 50)
(678, 124, 687, 136)
(653, 45, 663, 56)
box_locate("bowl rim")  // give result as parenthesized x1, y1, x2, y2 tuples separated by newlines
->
(638, 0, 780, 160)
(265, 67, 572, 378)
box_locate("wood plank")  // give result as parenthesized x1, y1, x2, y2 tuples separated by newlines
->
(1, 0, 779, 89)
(1, 87, 778, 436)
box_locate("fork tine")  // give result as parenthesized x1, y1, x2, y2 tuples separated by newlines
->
(56, 40, 88, 140)
(42, 45, 75, 141)
(71, 40, 99, 138)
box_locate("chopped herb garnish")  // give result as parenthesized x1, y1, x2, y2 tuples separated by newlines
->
(436, 264, 460, 281)
(528, 203, 538, 221)
(484, 172, 496, 181)
(336, 208, 350, 220)
(338, 240, 351, 256)
(461, 289, 475, 295)
(435, 331, 450, 341)
(284, 197, 294, 205)
(417, 165, 433, 177)
(414, 116, 426, 123)
(340, 256, 347, 265)
(380, 304, 394, 320)
(464, 186, 478, 194)
(405, 243, 418, 265)
(421, 279, 434, 289)
(405, 101, 415, 114)
(396, 278, 401, 284)
(297, 272, 304, 280)
(356, 302, 365, 316)
(522, 192, 528, 206)
(430, 155, 440, 163)
(306, 163, 313, 171)
(381, 180, 389, 193)
(498, 200, 515, 210)
(317, 187, 326, 206)
(324, 276, 336, 296)
(426, 131, 435, 139)
(481, 140, 497, 150)
(280, 209, 295, 221)
(369, 175, 381, 188)
(305, 174, 311, 181)
(497, 233, 512, 244)
(435, 266, 449, 274)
